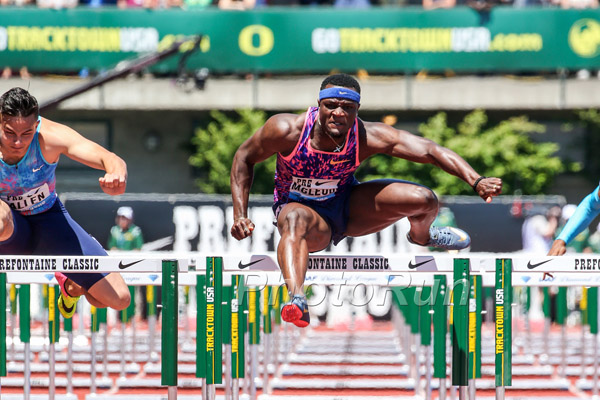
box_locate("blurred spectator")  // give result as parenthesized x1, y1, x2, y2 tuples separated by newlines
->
(561, 0, 598, 9)
(334, 0, 370, 8)
(512, 0, 553, 7)
(108, 206, 150, 319)
(1, 67, 31, 80)
(423, 0, 455, 9)
(108, 206, 144, 251)
(218, 0, 254, 9)
(1, 0, 34, 5)
(78, 0, 117, 6)
(299, 0, 332, 5)
(555, 204, 592, 253)
(182, 0, 213, 8)
(588, 222, 600, 253)
(521, 206, 560, 253)
(465, 0, 510, 24)
(37, 0, 77, 7)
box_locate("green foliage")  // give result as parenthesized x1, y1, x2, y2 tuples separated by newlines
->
(576, 108, 600, 179)
(189, 109, 274, 194)
(356, 110, 578, 195)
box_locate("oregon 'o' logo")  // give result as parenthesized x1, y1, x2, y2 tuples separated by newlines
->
(239, 25, 274, 57)
(569, 19, 600, 58)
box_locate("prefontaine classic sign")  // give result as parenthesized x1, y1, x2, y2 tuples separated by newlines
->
(0, 7, 598, 73)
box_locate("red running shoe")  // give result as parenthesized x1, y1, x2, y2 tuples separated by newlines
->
(281, 295, 310, 328)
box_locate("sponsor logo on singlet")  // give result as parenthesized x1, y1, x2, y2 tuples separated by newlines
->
(2, 183, 51, 212)
(289, 176, 339, 201)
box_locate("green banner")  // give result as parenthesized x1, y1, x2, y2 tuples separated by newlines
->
(1, 7, 599, 74)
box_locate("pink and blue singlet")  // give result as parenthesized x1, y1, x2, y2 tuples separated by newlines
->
(273, 107, 361, 244)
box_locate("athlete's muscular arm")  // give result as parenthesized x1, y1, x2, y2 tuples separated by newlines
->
(39, 118, 128, 196)
(361, 121, 502, 203)
(230, 113, 303, 241)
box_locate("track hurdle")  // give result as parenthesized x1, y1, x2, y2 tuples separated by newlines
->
(209, 253, 600, 400)
(0, 255, 187, 400)
(3, 252, 600, 399)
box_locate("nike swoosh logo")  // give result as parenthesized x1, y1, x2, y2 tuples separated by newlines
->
(238, 258, 265, 270)
(338, 91, 348, 94)
(408, 259, 432, 269)
(119, 260, 144, 269)
(315, 181, 329, 186)
(527, 259, 552, 269)
(33, 166, 43, 172)
(330, 160, 349, 165)
(449, 227, 468, 242)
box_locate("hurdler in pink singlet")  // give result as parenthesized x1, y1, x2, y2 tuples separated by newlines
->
(273, 107, 361, 244)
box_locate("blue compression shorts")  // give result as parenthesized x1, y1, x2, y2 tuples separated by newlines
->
(0, 199, 107, 290)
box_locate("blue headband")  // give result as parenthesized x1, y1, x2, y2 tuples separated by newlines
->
(319, 87, 360, 103)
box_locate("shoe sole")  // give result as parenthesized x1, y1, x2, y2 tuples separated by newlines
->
(281, 303, 303, 323)
(281, 304, 309, 328)
(292, 317, 309, 328)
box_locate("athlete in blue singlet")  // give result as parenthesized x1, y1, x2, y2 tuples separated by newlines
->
(230, 74, 502, 328)
(0, 87, 130, 318)
(548, 183, 600, 256)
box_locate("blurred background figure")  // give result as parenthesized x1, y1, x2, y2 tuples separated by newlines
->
(423, 0, 455, 10)
(218, 0, 255, 10)
(521, 205, 560, 253)
(108, 206, 144, 252)
(589, 222, 600, 253)
(108, 206, 152, 319)
(555, 204, 592, 253)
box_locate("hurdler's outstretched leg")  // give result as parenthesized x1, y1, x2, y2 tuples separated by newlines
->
(56, 272, 130, 318)
(276, 203, 331, 328)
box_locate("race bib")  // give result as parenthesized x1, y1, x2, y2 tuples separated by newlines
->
(289, 177, 339, 201)
(2, 183, 51, 212)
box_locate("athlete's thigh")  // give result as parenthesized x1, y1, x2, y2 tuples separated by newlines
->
(87, 272, 128, 306)
(345, 179, 430, 237)
(276, 202, 332, 252)
(30, 201, 108, 290)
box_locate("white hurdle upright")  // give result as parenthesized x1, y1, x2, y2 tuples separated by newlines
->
(0, 255, 189, 400)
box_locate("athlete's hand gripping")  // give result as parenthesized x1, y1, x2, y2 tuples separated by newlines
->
(231, 217, 255, 240)
(548, 239, 567, 256)
(474, 177, 503, 203)
(99, 172, 127, 196)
